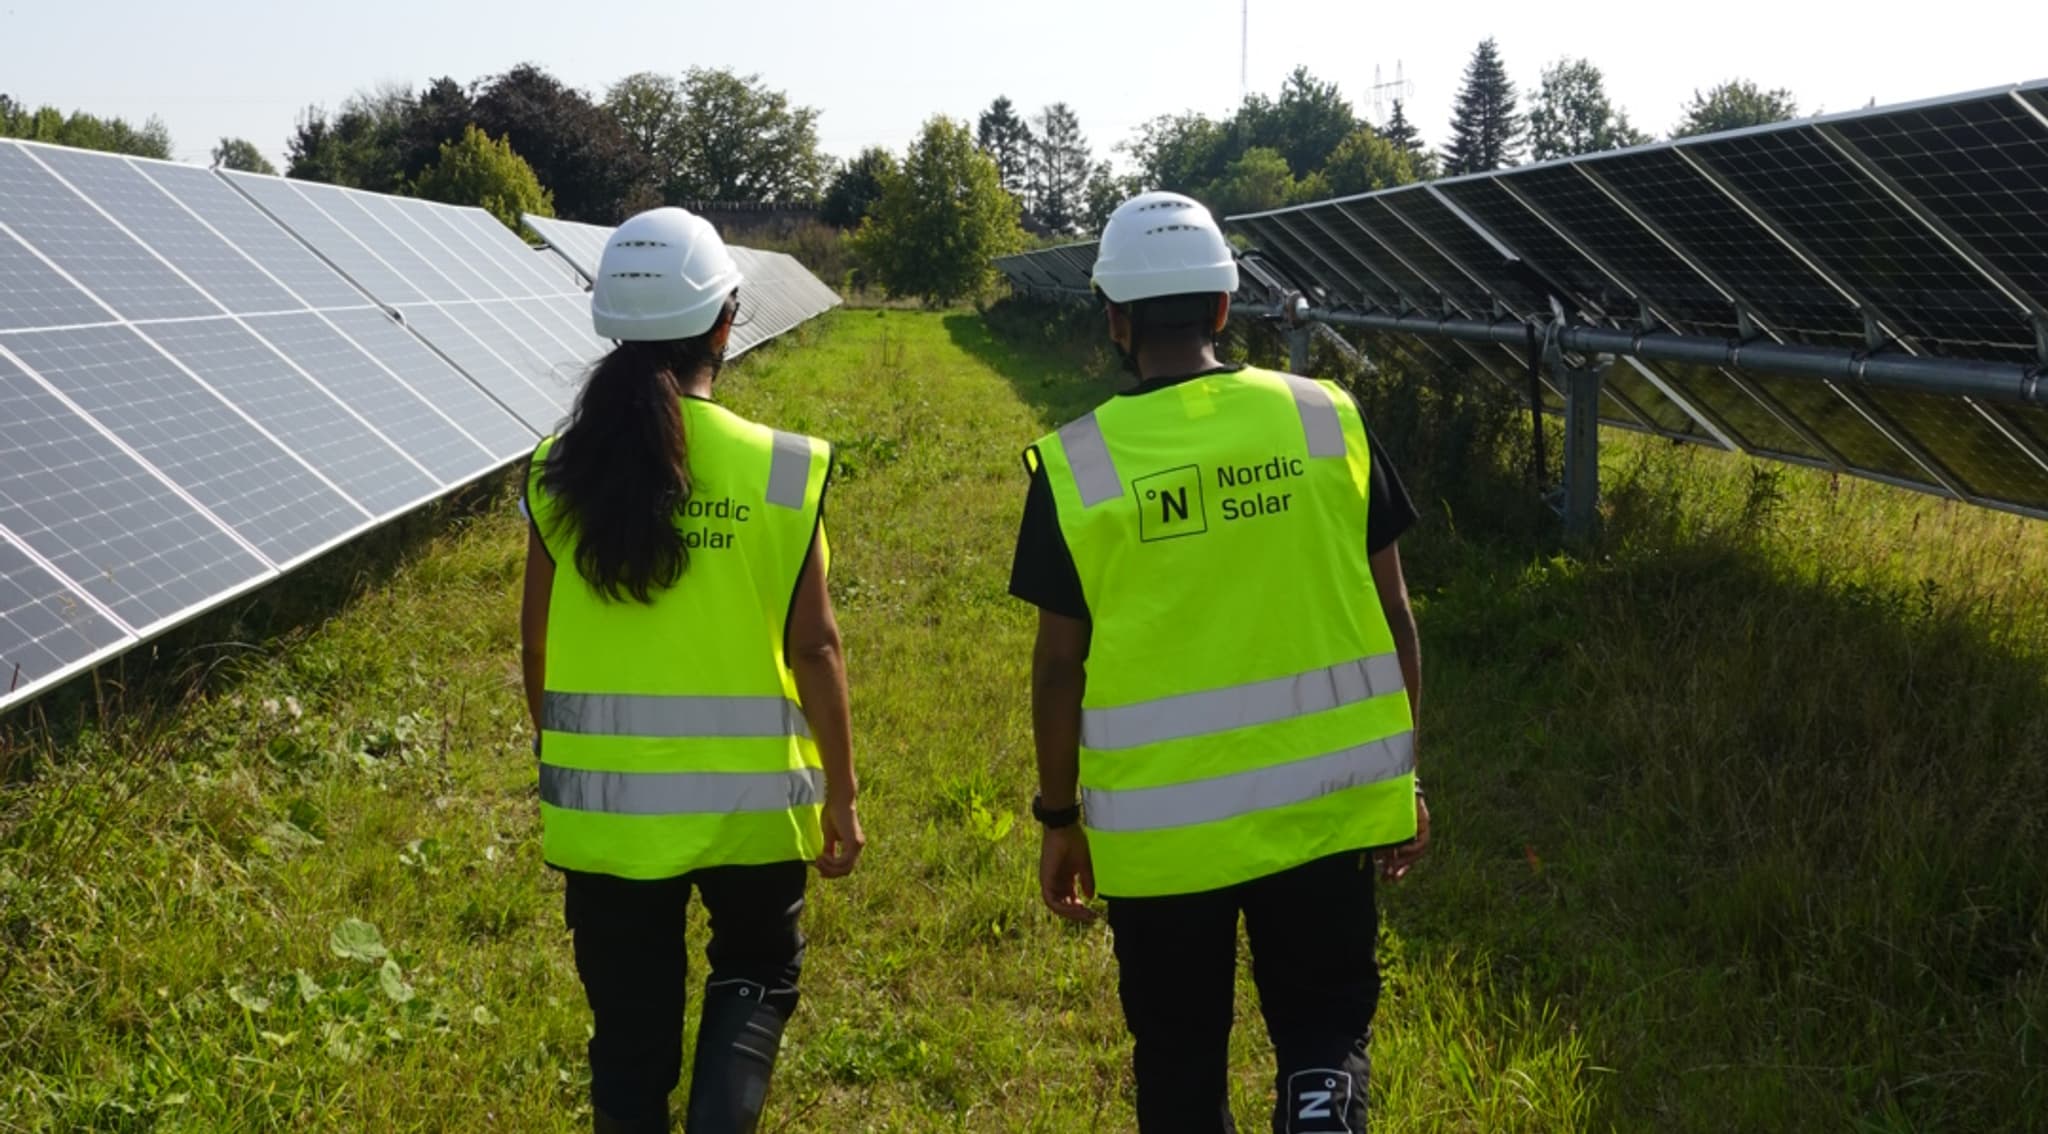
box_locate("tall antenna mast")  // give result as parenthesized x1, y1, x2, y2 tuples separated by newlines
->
(1240, 0, 1249, 101)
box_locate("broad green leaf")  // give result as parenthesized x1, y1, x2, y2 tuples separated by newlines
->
(329, 918, 387, 962)
(379, 959, 415, 1004)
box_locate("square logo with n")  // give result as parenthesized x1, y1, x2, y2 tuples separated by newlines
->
(1134, 464, 1207, 542)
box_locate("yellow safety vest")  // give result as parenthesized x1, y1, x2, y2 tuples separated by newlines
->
(527, 399, 832, 880)
(1030, 367, 1416, 898)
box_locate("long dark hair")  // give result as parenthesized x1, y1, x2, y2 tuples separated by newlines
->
(540, 295, 737, 604)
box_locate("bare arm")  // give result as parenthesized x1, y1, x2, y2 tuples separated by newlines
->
(1370, 542, 1421, 741)
(1030, 610, 1091, 808)
(520, 528, 554, 733)
(1370, 539, 1429, 882)
(788, 535, 863, 876)
(1032, 608, 1096, 921)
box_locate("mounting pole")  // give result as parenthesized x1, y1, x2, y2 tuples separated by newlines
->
(1560, 354, 1604, 542)
(1284, 292, 1312, 375)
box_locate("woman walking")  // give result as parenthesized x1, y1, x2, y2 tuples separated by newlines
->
(520, 207, 862, 1134)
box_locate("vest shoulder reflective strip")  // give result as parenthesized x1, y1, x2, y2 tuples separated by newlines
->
(542, 692, 811, 739)
(1058, 414, 1122, 508)
(1082, 731, 1414, 833)
(766, 430, 814, 509)
(542, 765, 825, 815)
(1082, 652, 1405, 751)
(1056, 371, 1352, 508)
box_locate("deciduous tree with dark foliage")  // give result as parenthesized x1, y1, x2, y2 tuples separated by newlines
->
(819, 146, 896, 229)
(470, 63, 653, 223)
(662, 68, 827, 205)
(211, 137, 276, 175)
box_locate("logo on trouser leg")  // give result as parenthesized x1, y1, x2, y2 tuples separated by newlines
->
(1285, 1069, 1355, 1133)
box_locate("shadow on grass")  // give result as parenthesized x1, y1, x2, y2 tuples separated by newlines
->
(944, 302, 1123, 431)
(0, 471, 516, 769)
(1395, 464, 2048, 1129)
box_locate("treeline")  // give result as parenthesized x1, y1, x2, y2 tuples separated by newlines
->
(4, 49, 1802, 306)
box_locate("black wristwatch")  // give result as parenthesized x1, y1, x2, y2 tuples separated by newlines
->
(1031, 793, 1082, 829)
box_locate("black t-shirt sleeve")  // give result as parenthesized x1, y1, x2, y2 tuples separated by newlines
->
(1008, 457, 1089, 621)
(1364, 426, 1418, 555)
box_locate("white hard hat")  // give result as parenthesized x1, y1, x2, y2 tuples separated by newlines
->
(1091, 191, 1239, 303)
(591, 207, 744, 342)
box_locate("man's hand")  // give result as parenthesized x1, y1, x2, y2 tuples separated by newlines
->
(1039, 825, 1098, 922)
(1375, 794, 1430, 883)
(816, 791, 865, 879)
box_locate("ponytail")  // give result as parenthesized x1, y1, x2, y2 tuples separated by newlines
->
(540, 294, 738, 603)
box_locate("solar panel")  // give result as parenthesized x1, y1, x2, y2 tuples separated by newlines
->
(524, 214, 606, 281)
(2, 144, 840, 714)
(0, 530, 132, 705)
(2, 324, 366, 563)
(0, 347, 267, 629)
(0, 144, 218, 321)
(319, 306, 537, 460)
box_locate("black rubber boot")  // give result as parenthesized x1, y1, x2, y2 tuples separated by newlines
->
(682, 977, 798, 1134)
(593, 1101, 669, 1134)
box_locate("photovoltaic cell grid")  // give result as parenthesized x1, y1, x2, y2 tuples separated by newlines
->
(523, 215, 843, 358)
(1, 141, 843, 713)
(1099, 81, 2048, 522)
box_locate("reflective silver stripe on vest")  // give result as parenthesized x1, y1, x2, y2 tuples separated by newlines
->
(543, 692, 811, 739)
(541, 764, 825, 815)
(1082, 731, 1414, 833)
(767, 431, 812, 509)
(1282, 373, 1347, 458)
(1059, 413, 1124, 507)
(1082, 652, 1405, 751)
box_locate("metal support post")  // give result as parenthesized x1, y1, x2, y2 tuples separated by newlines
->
(1288, 326, 1312, 375)
(1561, 359, 1604, 542)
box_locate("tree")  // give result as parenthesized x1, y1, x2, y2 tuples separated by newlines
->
(1380, 98, 1437, 180)
(976, 96, 1035, 205)
(819, 146, 896, 229)
(412, 124, 555, 231)
(1121, 111, 1231, 195)
(1, 96, 172, 158)
(1251, 66, 1358, 175)
(1029, 102, 1091, 232)
(661, 68, 826, 204)
(211, 137, 276, 175)
(1674, 80, 1799, 137)
(1322, 128, 1416, 196)
(1082, 162, 1140, 234)
(849, 116, 1024, 306)
(471, 64, 653, 222)
(1204, 147, 1313, 217)
(1528, 58, 1649, 162)
(1443, 38, 1524, 175)
(285, 86, 413, 189)
(605, 71, 686, 191)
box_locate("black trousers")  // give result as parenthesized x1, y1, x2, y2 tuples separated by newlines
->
(1106, 850, 1381, 1133)
(565, 860, 808, 1127)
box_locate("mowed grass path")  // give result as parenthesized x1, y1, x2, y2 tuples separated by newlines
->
(5, 307, 2046, 1130)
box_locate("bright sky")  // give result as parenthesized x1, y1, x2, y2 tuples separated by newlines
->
(4, 0, 2042, 173)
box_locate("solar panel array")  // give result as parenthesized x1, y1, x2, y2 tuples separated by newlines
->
(0, 142, 841, 713)
(994, 81, 2048, 521)
(523, 214, 842, 358)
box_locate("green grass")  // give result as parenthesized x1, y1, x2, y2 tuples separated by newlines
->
(3, 307, 2045, 1130)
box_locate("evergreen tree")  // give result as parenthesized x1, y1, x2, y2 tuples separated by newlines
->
(975, 96, 1035, 205)
(1029, 102, 1091, 233)
(1380, 98, 1437, 180)
(1443, 38, 1525, 175)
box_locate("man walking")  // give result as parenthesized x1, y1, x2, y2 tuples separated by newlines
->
(1010, 191, 1429, 1132)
